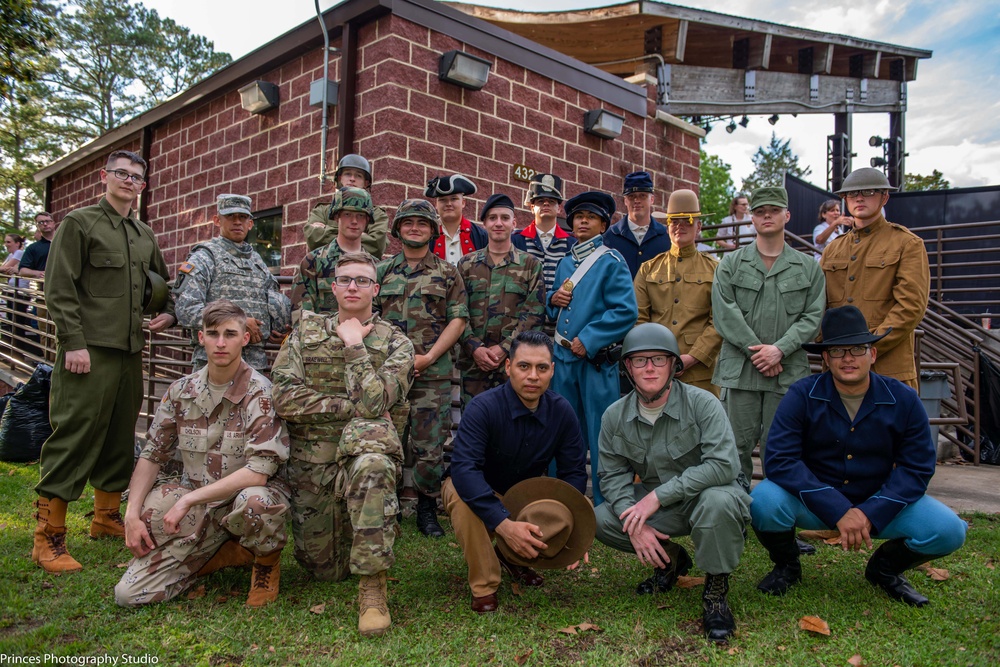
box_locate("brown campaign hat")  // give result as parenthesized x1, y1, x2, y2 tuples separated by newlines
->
(495, 477, 596, 570)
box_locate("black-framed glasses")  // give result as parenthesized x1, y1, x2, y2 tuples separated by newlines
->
(107, 168, 145, 184)
(334, 275, 375, 288)
(628, 354, 670, 368)
(841, 189, 881, 198)
(827, 345, 871, 358)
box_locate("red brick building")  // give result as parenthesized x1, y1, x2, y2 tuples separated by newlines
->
(36, 0, 705, 274)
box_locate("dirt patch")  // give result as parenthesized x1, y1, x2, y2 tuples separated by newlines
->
(0, 618, 44, 638)
(634, 634, 702, 666)
(549, 633, 598, 663)
(209, 655, 243, 666)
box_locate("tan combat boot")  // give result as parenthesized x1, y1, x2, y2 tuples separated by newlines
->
(358, 571, 391, 637)
(90, 489, 125, 538)
(198, 539, 255, 577)
(32, 497, 83, 573)
(245, 551, 281, 608)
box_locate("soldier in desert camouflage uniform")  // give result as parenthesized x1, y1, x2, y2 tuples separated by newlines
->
(174, 194, 291, 371)
(376, 199, 468, 538)
(115, 300, 290, 608)
(272, 252, 414, 638)
(304, 154, 388, 258)
(457, 194, 545, 406)
(291, 187, 376, 321)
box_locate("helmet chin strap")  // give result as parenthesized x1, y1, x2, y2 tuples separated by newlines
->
(400, 237, 430, 248)
(626, 366, 676, 405)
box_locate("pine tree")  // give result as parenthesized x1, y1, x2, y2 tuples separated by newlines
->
(741, 132, 811, 193)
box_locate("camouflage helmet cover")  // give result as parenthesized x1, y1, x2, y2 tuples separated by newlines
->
(391, 198, 441, 240)
(330, 186, 374, 226)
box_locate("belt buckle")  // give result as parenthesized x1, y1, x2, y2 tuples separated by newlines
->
(559, 339, 573, 349)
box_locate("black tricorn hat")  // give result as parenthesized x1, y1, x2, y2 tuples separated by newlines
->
(425, 174, 477, 198)
(802, 305, 890, 353)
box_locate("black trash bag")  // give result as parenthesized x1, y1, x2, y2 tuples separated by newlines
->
(962, 350, 1000, 465)
(0, 364, 53, 462)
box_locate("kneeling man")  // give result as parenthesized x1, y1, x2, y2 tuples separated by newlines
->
(116, 300, 290, 608)
(751, 305, 967, 606)
(595, 323, 751, 643)
(444, 330, 589, 613)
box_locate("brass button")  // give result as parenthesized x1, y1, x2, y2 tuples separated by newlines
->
(850, 427, 855, 432)
(847, 297, 854, 303)
(847, 454, 853, 460)
(844, 480, 849, 485)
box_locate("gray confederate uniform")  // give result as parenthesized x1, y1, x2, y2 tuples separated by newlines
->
(174, 236, 291, 371)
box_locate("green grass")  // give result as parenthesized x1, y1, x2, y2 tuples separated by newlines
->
(2, 460, 998, 666)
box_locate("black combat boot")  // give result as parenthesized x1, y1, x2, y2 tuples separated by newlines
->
(795, 535, 817, 555)
(754, 529, 802, 595)
(865, 538, 939, 607)
(416, 493, 445, 538)
(702, 573, 736, 643)
(636, 542, 692, 594)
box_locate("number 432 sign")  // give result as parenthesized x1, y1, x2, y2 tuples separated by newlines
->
(512, 164, 538, 182)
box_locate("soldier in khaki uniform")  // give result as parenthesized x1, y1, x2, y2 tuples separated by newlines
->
(304, 154, 388, 257)
(32, 149, 175, 574)
(377, 200, 468, 538)
(634, 189, 722, 395)
(712, 186, 825, 481)
(457, 194, 545, 406)
(173, 194, 291, 371)
(820, 168, 930, 388)
(291, 187, 376, 321)
(273, 253, 414, 637)
(115, 301, 290, 608)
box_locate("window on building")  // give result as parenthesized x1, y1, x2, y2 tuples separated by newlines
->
(249, 207, 282, 273)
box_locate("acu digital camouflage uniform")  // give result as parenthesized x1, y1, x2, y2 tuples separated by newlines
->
(271, 310, 414, 580)
(377, 251, 468, 497)
(457, 247, 545, 405)
(115, 361, 291, 606)
(174, 236, 291, 371)
(305, 202, 388, 258)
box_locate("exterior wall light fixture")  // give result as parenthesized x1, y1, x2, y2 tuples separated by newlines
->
(238, 81, 280, 114)
(439, 50, 491, 90)
(583, 109, 625, 139)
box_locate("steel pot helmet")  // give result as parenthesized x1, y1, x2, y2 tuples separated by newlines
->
(391, 198, 441, 242)
(335, 154, 372, 186)
(330, 186, 374, 228)
(834, 167, 897, 194)
(622, 322, 683, 371)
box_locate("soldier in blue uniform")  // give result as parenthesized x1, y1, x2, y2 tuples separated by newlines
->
(603, 172, 670, 278)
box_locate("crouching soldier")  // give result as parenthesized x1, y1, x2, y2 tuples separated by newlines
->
(115, 300, 291, 608)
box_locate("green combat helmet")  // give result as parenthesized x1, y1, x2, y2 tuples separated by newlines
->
(329, 186, 374, 226)
(143, 270, 169, 315)
(391, 199, 441, 242)
(622, 323, 683, 401)
(835, 167, 897, 194)
(335, 154, 372, 185)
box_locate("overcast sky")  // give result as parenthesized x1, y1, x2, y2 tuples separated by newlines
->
(145, 0, 1000, 190)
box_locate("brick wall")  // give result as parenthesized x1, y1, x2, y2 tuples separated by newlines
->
(48, 13, 699, 279)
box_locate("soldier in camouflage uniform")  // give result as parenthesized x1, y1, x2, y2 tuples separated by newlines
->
(457, 194, 545, 406)
(115, 301, 290, 608)
(273, 252, 414, 638)
(291, 187, 376, 321)
(376, 200, 468, 538)
(304, 154, 388, 258)
(174, 194, 291, 372)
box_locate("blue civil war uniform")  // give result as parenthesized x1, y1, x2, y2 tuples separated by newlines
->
(603, 216, 670, 278)
(547, 236, 637, 505)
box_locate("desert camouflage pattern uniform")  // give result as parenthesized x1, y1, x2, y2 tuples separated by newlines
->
(115, 361, 290, 606)
(271, 310, 413, 580)
(305, 202, 389, 258)
(456, 247, 545, 405)
(376, 252, 468, 497)
(173, 237, 291, 371)
(290, 239, 375, 323)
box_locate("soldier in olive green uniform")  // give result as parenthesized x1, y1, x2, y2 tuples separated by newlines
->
(712, 187, 825, 480)
(173, 194, 291, 371)
(304, 154, 388, 258)
(291, 187, 376, 321)
(32, 150, 176, 574)
(635, 190, 722, 395)
(273, 252, 414, 637)
(377, 200, 468, 537)
(457, 194, 545, 406)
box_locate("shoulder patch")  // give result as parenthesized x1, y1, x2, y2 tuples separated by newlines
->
(178, 262, 195, 274)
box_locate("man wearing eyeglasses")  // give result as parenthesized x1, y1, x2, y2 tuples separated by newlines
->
(31, 149, 176, 574)
(272, 252, 414, 637)
(595, 323, 750, 643)
(820, 168, 930, 389)
(174, 194, 291, 372)
(751, 305, 965, 607)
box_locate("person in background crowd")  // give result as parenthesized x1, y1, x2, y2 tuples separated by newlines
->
(812, 199, 849, 260)
(716, 195, 754, 250)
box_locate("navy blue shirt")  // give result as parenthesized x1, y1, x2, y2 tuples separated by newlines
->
(603, 216, 670, 278)
(18, 237, 50, 272)
(447, 381, 587, 531)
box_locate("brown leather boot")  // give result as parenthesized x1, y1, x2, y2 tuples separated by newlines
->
(245, 551, 281, 608)
(358, 571, 391, 637)
(198, 539, 255, 577)
(90, 489, 125, 539)
(32, 497, 83, 573)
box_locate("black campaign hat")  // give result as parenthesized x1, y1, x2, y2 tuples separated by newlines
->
(801, 305, 890, 353)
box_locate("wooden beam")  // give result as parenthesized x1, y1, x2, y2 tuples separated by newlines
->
(674, 19, 688, 63)
(862, 51, 881, 78)
(815, 44, 834, 74)
(748, 33, 772, 70)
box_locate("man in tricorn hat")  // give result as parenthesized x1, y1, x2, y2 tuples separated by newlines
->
(751, 305, 966, 607)
(444, 330, 589, 613)
(425, 174, 487, 265)
(635, 189, 722, 396)
(595, 322, 750, 643)
(820, 167, 930, 388)
(603, 171, 670, 278)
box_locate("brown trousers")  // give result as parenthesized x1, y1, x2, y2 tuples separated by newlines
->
(442, 477, 502, 598)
